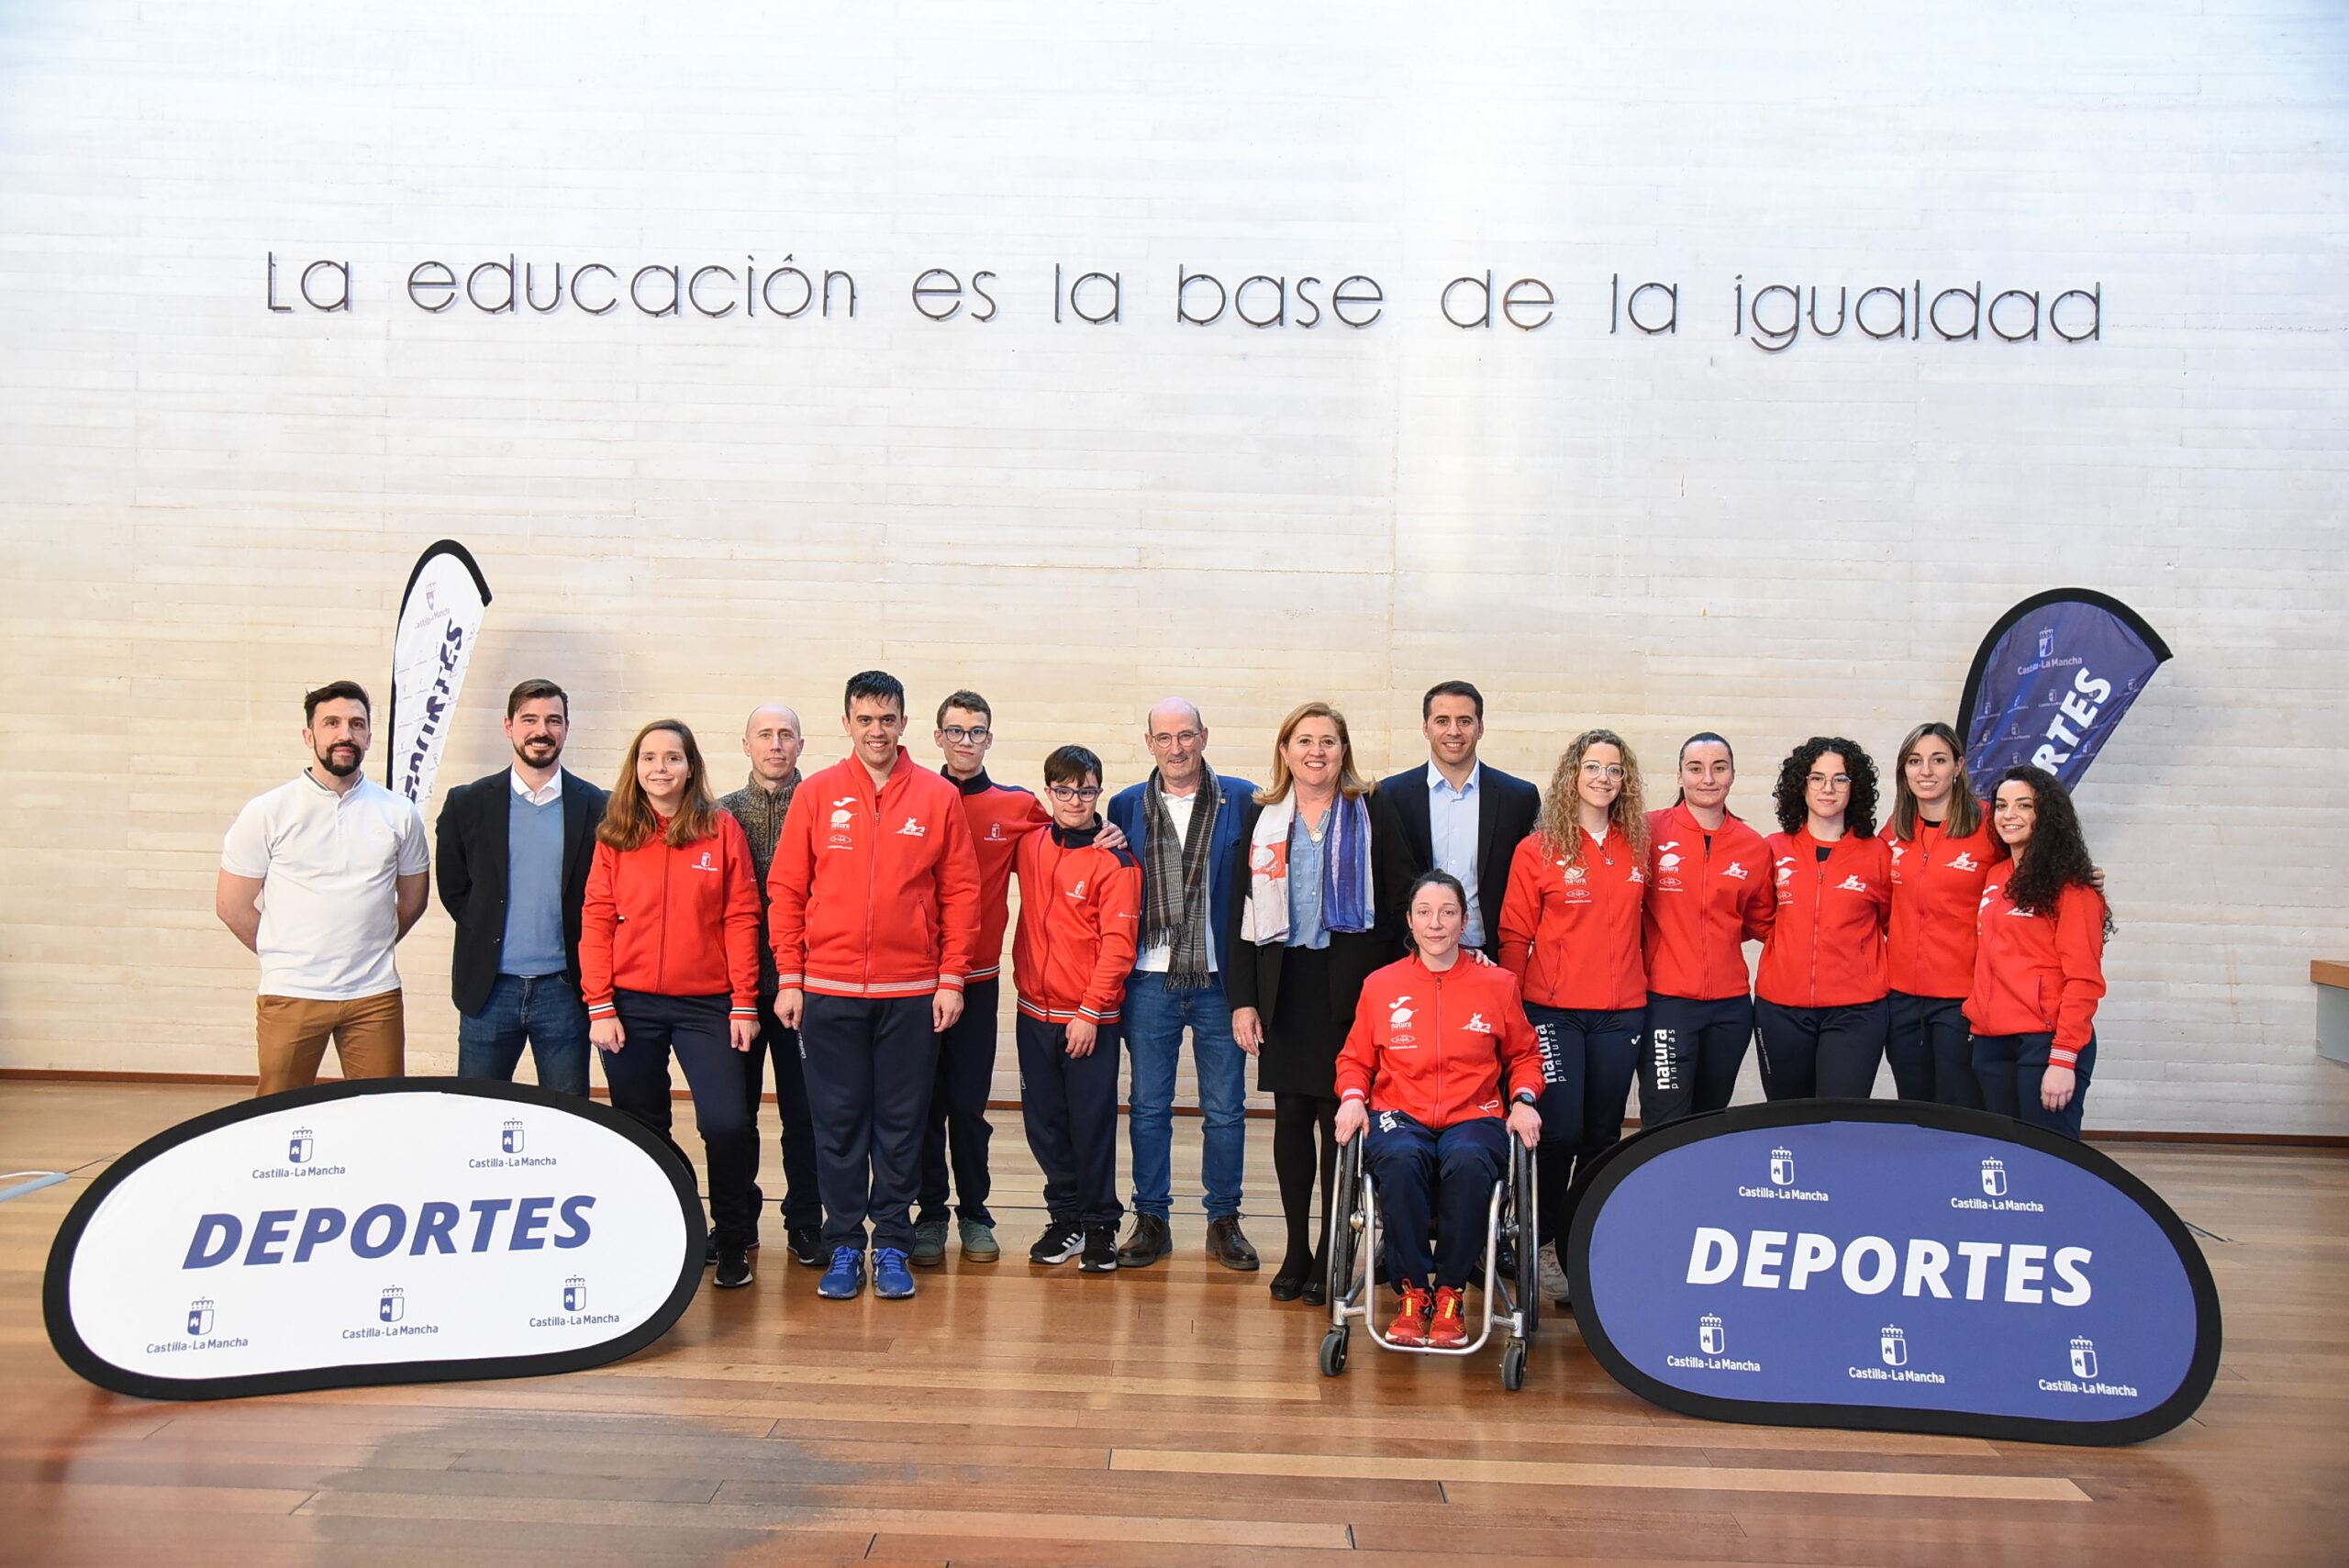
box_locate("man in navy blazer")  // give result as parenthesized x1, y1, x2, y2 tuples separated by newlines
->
(1104, 699, 1262, 1273)
(1370, 680, 1542, 962)
(435, 680, 609, 1097)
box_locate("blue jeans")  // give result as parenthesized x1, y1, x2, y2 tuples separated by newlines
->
(1122, 972, 1248, 1221)
(456, 973, 591, 1098)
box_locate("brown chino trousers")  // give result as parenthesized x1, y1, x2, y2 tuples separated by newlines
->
(254, 989, 406, 1097)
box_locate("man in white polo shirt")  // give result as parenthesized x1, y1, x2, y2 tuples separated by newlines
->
(216, 680, 431, 1096)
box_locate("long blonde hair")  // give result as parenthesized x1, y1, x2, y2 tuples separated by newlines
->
(1256, 701, 1375, 805)
(600, 720, 722, 851)
(1537, 728, 1649, 868)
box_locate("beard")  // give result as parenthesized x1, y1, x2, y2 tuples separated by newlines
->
(315, 742, 362, 778)
(515, 736, 562, 766)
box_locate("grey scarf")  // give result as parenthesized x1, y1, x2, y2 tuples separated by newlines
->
(1142, 761, 1220, 989)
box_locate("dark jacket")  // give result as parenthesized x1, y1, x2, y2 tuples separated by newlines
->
(1369, 760, 1542, 961)
(435, 767, 608, 1016)
(1219, 796, 1388, 1048)
(1106, 769, 1258, 973)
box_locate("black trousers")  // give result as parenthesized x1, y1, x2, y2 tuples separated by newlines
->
(1638, 993, 1753, 1127)
(745, 985, 823, 1231)
(918, 976, 1000, 1228)
(1524, 1002, 1643, 1248)
(1754, 996, 1888, 1100)
(1364, 1111, 1508, 1292)
(1887, 990, 1984, 1109)
(601, 990, 759, 1250)
(800, 993, 940, 1253)
(1015, 1012, 1124, 1226)
(1974, 1029, 2096, 1140)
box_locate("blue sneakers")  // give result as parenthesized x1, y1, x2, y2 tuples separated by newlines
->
(817, 1247, 866, 1300)
(872, 1246, 917, 1299)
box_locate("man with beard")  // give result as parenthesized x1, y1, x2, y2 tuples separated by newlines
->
(217, 680, 431, 1095)
(435, 679, 610, 1097)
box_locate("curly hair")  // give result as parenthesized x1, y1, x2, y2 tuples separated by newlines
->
(1537, 729, 1649, 868)
(1997, 766, 2115, 936)
(1773, 736, 1880, 839)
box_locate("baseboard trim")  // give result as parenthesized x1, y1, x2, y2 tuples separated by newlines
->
(5, 1070, 2343, 1146)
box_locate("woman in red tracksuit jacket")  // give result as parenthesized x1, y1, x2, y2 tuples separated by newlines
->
(1335, 871, 1544, 1350)
(1498, 728, 1647, 1276)
(1965, 765, 2110, 1140)
(1641, 732, 1776, 1126)
(1755, 736, 1892, 1100)
(582, 719, 763, 1285)
(1882, 721, 2003, 1109)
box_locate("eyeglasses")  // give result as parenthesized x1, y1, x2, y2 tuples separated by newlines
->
(1807, 773, 1853, 788)
(1047, 784, 1102, 803)
(1580, 762, 1627, 781)
(1148, 729, 1203, 748)
(941, 726, 990, 744)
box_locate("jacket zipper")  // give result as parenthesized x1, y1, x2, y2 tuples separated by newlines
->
(1809, 839, 1825, 1006)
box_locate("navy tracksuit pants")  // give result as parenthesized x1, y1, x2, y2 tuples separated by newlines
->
(918, 976, 1000, 1229)
(1973, 1030, 2096, 1141)
(600, 990, 759, 1251)
(1638, 992, 1753, 1128)
(800, 993, 940, 1253)
(1363, 1110, 1508, 1292)
(743, 985, 823, 1231)
(1754, 997, 1889, 1100)
(1887, 990, 1984, 1108)
(1015, 1012, 1124, 1227)
(1525, 1002, 1643, 1247)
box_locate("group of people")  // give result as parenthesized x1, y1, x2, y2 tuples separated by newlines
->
(217, 673, 2112, 1323)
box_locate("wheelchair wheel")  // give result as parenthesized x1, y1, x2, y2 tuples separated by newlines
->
(1501, 1337, 1527, 1392)
(1319, 1327, 1350, 1377)
(1508, 1140, 1541, 1335)
(1325, 1138, 1364, 1314)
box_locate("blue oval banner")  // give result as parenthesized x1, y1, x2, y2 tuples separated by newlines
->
(1566, 1101, 2221, 1445)
(44, 1078, 706, 1401)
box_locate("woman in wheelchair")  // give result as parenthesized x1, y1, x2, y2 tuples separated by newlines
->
(1334, 871, 1545, 1348)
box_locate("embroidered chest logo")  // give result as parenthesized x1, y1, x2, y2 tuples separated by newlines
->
(694, 851, 716, 872)
(1387, 998, 1415, 1027)
(987, 822, 1006, 840)
(1724, 862, 1750, 881)
(896, 817, 928, 837)
(1656, 843, 1682, 873)
(1559, 862, 1586, 882)
(1774, 856, 1796, 888)
(1950, 851, 1980, 872)
(1068, 878, 1087, 899)
(1980, 883, 2002, 914)
(1630, 867, 1646, 884)
(1464, 1012, 1493, 1034)
(1836, 874, 1871, 893)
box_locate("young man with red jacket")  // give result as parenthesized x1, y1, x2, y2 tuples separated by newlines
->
(1013, 746, 1144, 1273)
(769, 672, 983, 1302)
(1336, 871, 1545, 1349)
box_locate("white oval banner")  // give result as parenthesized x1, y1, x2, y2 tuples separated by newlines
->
(44, 1079, 705, 1399)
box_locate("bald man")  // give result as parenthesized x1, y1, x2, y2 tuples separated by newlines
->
(1103, 699, 1263, 1272)
(718, 703, 824, 1267)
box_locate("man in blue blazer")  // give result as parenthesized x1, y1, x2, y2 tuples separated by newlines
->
(1369, 681, 1542, 962)
(1105, 699, 1261, 1272)
(435, 680, 609, 1097)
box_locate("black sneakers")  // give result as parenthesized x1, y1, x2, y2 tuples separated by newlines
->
(786, 1226, 825, 1267)
(713, 1244, 753, 1289)
(1030, 1221, 1085, 1264)
(1080, 1224, 1119, 1273)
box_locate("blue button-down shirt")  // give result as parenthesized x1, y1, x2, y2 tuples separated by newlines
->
(1427, 761, 1485, 948)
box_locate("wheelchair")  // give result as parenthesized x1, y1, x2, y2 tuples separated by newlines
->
(1315, 1128, 1540, 1391)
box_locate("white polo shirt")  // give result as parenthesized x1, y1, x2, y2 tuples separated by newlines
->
(221, 770, 429, 1000)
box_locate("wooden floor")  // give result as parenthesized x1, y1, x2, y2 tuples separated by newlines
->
(3, 1084, 2343, 1567)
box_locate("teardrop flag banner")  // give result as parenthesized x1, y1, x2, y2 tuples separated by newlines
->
(1957, 588, 2171, 795)
(387, 540, 492, 825)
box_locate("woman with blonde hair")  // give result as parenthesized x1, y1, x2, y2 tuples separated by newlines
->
(1226, 702, 1386, 1304)
(1498, 728, 1649, 1302)
(1881, 721, 2000, 1107)
(581, 719, 763, 1287)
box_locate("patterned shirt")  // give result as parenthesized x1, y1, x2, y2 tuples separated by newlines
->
(718, 770, 801, 990)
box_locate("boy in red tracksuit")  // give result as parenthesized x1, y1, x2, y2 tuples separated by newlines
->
(1337, 871, 1545, 1348)
(768, 672, 983, 1302)
(1012, 746, 1143, 1273)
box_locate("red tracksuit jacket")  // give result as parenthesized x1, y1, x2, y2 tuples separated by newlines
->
(580, 814, 763, 1019)
(1756, 829, 1891, 1008)
(1882, 817, 2005, 1000)
(952, 769, 1052, 983)
(767, 751, 983, 1000)
(1012, 824, 1143, 1024)
(1337, 952, 1545, 1128)
(1498, 828, 1648, 1010)
(1964, 879, 2107, 1067)
(1643, 804, 1775, 1002)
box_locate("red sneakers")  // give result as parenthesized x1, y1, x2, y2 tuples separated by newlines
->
(1428, 1286, 1469, 1348)
(1386, 1283, 1432, 1347)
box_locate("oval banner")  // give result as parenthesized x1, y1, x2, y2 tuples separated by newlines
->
(44, 1078, 705, 1400)
(1566, 1101, 2221, 1445)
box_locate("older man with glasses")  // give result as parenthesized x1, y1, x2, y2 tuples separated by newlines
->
(1104, 699, 1263, 1272)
